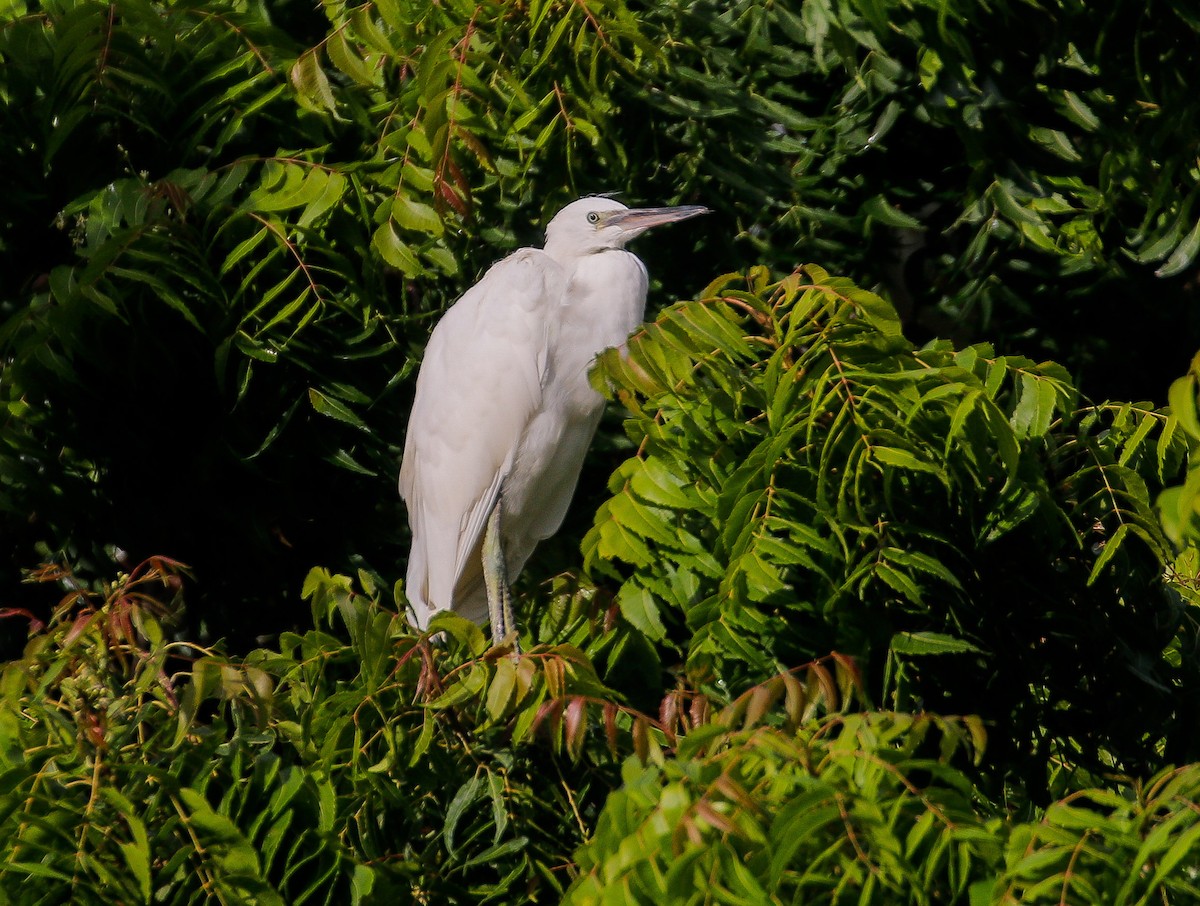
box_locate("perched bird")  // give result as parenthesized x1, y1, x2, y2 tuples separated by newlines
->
(399, 196, 708, 644)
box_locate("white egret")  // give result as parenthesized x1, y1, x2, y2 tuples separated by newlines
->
(399, 196, 708, 645)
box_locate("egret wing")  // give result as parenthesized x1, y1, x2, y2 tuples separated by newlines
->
(399, 249, 564, 627)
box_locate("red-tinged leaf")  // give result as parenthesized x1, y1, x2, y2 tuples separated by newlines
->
(25, 564, 71, 584)
(716, 695, 745, 729)
(532, 699, 564, 744)
(781, 671, 806, 729)
(802, 670, 822, 723)
(678, 816, 703, 848)
(544, 656, 566, 698)
(64, 612, 95, 647)
(743, 684, 774, 730)
(659, 691, 679, 741)
(446, 155, 471, 200)
(603, 702, 619, 755)
(436, 178, 469, 217)
(457, 129, 495, 172)
(689, 694, 710, 729)
(565, 696, 586, 759)
(809, 663, 838, 711)
(830, 652, 863, 698)
(112, 606, 135, 645)
(712, 774, 759, 816)
(603, 598, 619, 632)
(85, 712, 106, 748)
(632, 716, 649, 762)
(694, 800, 738, 837)
(421, 663, 445, 704)
(143, 555, 190, 577)
(551, 643, 591, 670)
(0, 608, 46, 633)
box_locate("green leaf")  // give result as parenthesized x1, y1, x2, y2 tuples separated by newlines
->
(1168, 374, 1200, 440)
(617, 585, 667, 640)
(308, 388, 367, 429)
(890, 632, 983, 656)
(326, 448, 378, 475)
(991, 179, 1041, 226)
(372, 221, 422, 275)
(426, 611, 488, 656)
(876, 563, 924, 606)
(873, 445, 944, 478)
(444, 774, 482, 856)
(102, 788, 151, 904)
(392, 194, 444, 236)
(485, 657, 517, 721)
(221, 227, 271, 275)
(350, 864, 376, 906)
(423, 245, 460, 275)
(1157, 217, 1200, 278)
(327, 31, 377, 87)
(1011, 372, 1058, 438)
(290, 49, 337, 115)
(862, 194, 923, 230)
(1087, 523, 1130, 584)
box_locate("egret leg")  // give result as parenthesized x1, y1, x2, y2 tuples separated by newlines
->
(483, 502, 519, 650)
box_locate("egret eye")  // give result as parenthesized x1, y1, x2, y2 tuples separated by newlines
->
(586, 212, 600, 224)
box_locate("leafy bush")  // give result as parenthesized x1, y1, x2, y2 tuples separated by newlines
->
(6, 0, 1200, 644)
(624, 0, 1200, 399)
(0, 0, 372, 643)
(0, 561, 359, 905)
(585, 266, 1199, 794)
(1161, 355, 1200, 548)
(0, 561, 695, 903)
(5, 556, 1200, 904)
(568, 712, 999, 905)
(4, 0, 1200, 898)
(568, 718, 1200, 905)
(0, 0, 657, 643)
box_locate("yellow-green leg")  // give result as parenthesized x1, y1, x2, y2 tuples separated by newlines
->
(483, 502, 518, 650)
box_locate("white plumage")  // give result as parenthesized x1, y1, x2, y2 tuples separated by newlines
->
(399, 196, 707, 643)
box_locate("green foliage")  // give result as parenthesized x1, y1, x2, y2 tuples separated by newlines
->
(0, 562, 694, 903)
(586, 265, 1198, 791)
(5, 0, 1199, 644)
(3, 549, 1200, 902)
(995, 766, 1200, 905)
(626, 0, 1200, 398)
(4, 0, 1200, 899)
(1159, 355, 1200, 721)
(1161, 354, 1200, 549)
(568, 713, 999, 905)
(0, 0, 364, 641)
(0, 560, 353, 904)
(568, 718, 1200, 905)
(0, 0, 656, 642)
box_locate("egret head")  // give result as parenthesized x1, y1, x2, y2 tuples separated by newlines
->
(544, 196, 709, 256)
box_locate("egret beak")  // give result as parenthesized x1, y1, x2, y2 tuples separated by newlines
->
(604, 205, 710, 238)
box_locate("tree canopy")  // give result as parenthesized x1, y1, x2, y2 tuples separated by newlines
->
(2, 0, 1200, 901)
